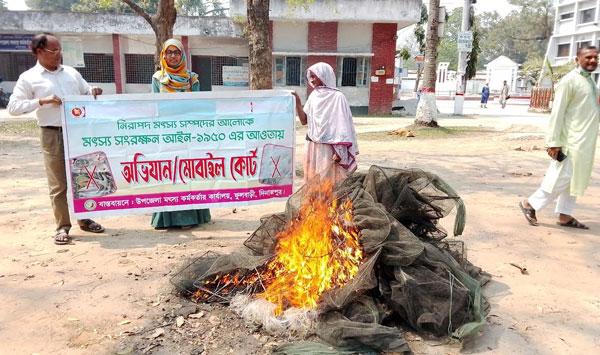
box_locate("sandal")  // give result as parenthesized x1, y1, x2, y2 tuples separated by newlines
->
(519, 201, 538, 226)
(557, 217, 589, 230)
(78, 219, 105, 233)
(54, 229, 71, 245)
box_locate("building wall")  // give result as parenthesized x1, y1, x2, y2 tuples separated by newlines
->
(230, 0, 421, 27)
(0, 11, 244, 37)
(487, 67, 517, 93)
(369, 23, 397, 114)
(338, 23, 372, 53)
(547, 0, 600, 85)
(0, 7, 420, 113)
(273, 22, 308, 52)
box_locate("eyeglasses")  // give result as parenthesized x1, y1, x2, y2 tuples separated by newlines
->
(42, 48, 62, 55)
(165, 50, 182, 57)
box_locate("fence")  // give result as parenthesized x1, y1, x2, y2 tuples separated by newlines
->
(529, 88, 553, 110)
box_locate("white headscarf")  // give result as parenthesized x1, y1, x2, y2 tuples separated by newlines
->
(303, 62, 359, 172)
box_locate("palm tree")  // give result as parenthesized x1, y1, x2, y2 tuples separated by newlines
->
(414, 0, 440, 127)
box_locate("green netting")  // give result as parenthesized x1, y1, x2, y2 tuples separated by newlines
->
(172, 166, 490, 353)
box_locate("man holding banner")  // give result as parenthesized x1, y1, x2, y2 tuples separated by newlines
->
(7, 33, 105, 245)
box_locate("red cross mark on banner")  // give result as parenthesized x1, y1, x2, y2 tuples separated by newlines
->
(84, 165, 99, 189)
(271, 156, 281, 178)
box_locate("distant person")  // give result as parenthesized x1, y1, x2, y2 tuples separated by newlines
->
(291, 62, 359, 182)
(416, 87, 423, 105)
(7, 33, 105, 245)
(150, 38, 211, 230)
(480, 83, 490, 108)
(499, 80, 510, 108)
(519, 46, 599, 229)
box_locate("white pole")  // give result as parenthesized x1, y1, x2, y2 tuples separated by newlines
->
(453, 0, 471, 115)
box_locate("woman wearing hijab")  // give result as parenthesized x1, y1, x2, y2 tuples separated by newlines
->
(480, 83, 490, 108)
(291, 62, 359, 182)
(150, 38, 211, 229)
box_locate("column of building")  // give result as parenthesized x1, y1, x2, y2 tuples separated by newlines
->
(306, 22, 338, 97)
(369, 23, 397, 114)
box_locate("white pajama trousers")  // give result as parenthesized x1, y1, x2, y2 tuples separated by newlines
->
(528, 157, 577, 215)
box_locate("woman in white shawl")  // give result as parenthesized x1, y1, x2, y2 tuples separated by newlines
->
(292, 62, 359, 181)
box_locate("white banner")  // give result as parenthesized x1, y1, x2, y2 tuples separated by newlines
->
(61, 90, 296, 218)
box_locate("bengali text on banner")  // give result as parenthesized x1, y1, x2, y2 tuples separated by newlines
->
(61, 90, 296, 218)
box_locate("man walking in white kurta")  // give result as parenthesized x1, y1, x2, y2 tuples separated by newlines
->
(519, 46, 599, 229)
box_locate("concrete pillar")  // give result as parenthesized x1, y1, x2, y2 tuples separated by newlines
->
(112, 34, 123, 94)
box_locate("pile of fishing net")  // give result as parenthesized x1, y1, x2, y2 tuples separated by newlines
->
(172, 165, 490, 353)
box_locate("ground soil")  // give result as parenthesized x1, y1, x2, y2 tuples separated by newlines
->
(1, 101, 599, 355)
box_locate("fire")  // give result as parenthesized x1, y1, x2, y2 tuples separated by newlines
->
(193, 180, 363, 314)
(258, 180, 363, 314)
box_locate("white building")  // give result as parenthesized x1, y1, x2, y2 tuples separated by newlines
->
(485, 55, 519, 93)
(546, 0, 600, 84)
(0, 0, 423, 114)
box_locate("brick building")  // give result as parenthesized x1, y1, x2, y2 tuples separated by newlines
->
(0, 0, 421, 114)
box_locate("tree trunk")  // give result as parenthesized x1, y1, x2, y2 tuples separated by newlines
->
(153, 0, 177, 70)
(414, 66, 423, 91)
(247, 0, 272, 90)
(122, 0, 176, 70)
(414, 0, 440, 127)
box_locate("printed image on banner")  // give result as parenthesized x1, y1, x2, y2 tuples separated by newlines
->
(62, 91, 295, 218)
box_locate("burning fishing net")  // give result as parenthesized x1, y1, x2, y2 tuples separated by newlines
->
(172, 166, 490, 353)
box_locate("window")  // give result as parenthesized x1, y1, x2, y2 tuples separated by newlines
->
(211, 56, 247, 85)
(559, 12, 574, 20)
(0, 52, 36, 81)
(579, 8, 596, 24)
(338, 57, 370, 87)
(577, 41, 592, 49)
(285, 57, 301, 86)
(75, 53, 114, 83)
(557, 43, 570, 57)
(341, 58, 357, 86)
(124, 54, 154, 84)
(273, 56, 306, 87)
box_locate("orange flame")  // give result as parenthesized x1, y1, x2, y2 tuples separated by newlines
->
(259, 180, 362, 314)
(193, 180, 363, 314)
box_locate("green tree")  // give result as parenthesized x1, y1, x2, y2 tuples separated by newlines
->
(176, 0, 224, 16)
(544, 59, 576, 92)
(29, 0, 221, 15)
(477, 0, 553, 66)
(436, 7, 461, 70)
(522, 55, 544, 86)
(207, 0, 225, 16)
(70, 0, 152, 13)
(25, 0, 79, 11)
(465, 25, 480, 80)
(176, 0, 206, 15)
(413, 4, 428, 91)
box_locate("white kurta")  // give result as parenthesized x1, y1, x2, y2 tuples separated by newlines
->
(541, 69, 600, 196)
